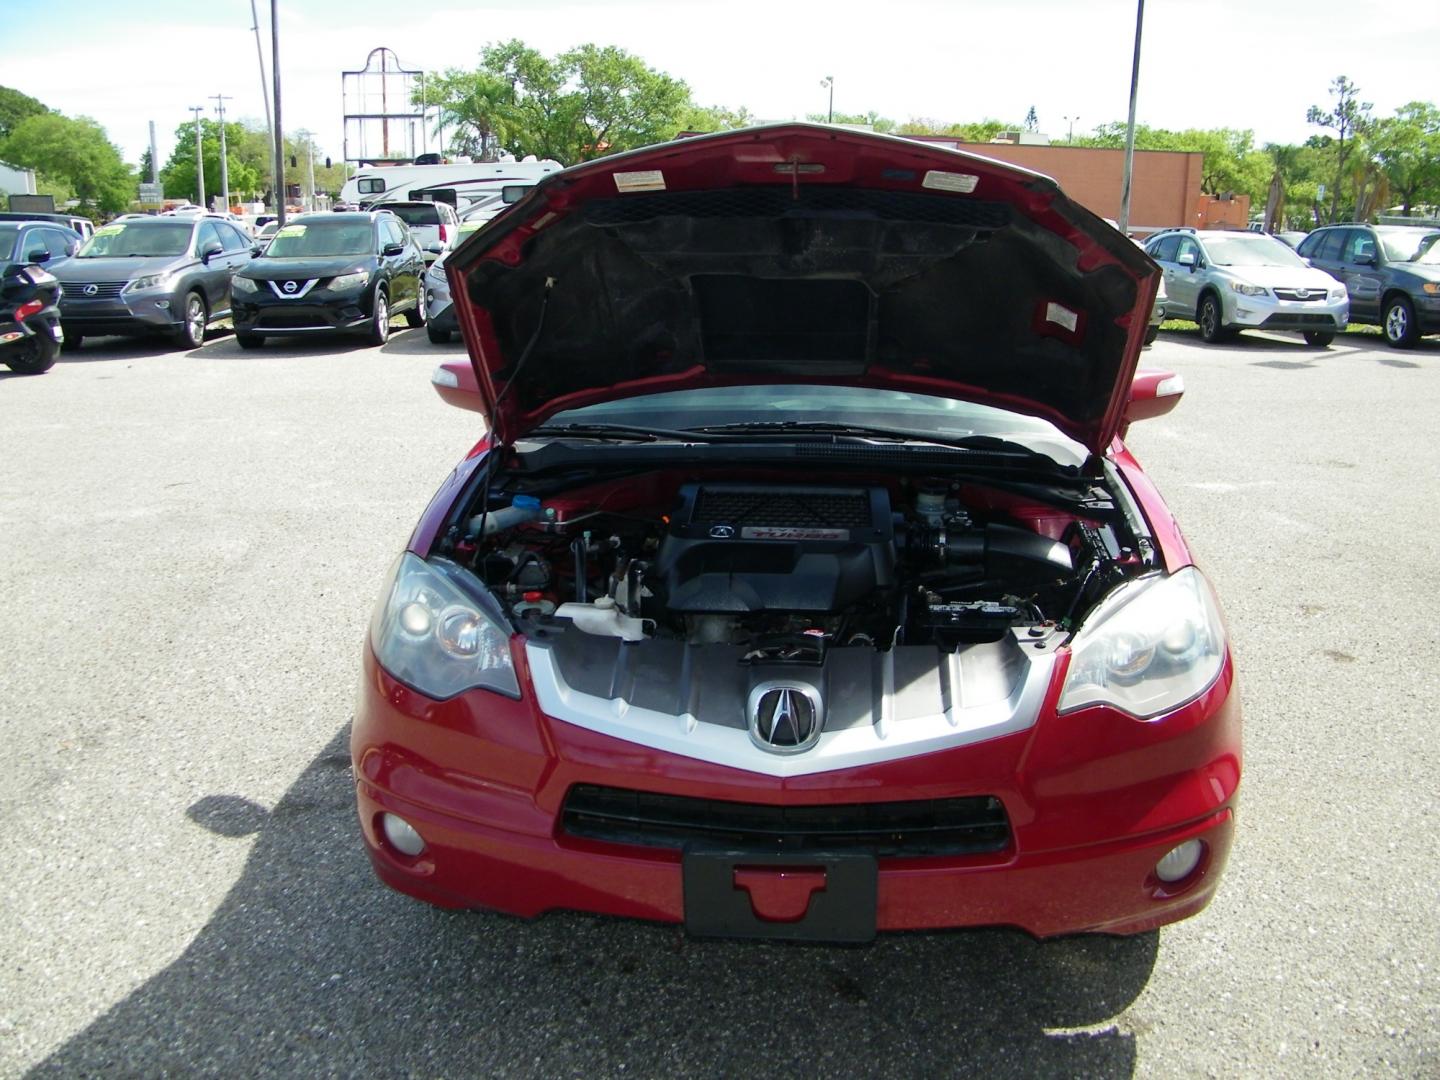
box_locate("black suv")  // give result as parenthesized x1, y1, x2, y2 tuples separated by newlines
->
(230, 211, 426, 348)
(1298, 223, 1440, 348)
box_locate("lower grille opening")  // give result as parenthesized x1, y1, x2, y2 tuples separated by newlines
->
(561, 784, 1011, 858)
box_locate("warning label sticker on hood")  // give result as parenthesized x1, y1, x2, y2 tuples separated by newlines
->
(613, 170, 666, 193)
(922, 170, 980, 194)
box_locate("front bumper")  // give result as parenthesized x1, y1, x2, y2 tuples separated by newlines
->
(59, 292, 183, 336)
(353, 643, 1241, 939)
(426, 276, 456, 333)
(1226, 291, 1348, 331)
(233, 288, 371, 336)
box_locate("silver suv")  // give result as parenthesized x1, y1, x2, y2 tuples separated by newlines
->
(1145, 228, 1349, 346)
(52, 215, 253, 350)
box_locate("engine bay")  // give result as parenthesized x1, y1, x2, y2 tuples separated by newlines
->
(448, 465, 1146, 656)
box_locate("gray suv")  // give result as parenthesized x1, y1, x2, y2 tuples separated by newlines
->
(1296, 224, 1440, 348)
(1145, 228, 1349, 346)
(52, 216, 253, 350)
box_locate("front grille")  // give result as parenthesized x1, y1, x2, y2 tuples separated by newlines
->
(692, 487, 873, 530)
(1273, 288, 1329, 302)
(561, 784, 1012, 857)
(66, 282, 126, 299)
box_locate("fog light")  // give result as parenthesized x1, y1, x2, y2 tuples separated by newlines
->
(381, 813, 426, 857)
(154, 299, 170, 309)
(1155, 839, 1203, 883)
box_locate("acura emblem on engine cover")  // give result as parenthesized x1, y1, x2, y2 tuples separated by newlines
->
(748, 683, 824, 753)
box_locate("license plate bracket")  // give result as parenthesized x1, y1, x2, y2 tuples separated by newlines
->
(682, 847, 877, 943)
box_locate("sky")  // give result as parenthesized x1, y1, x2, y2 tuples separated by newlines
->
(7, 0, 1439, 171)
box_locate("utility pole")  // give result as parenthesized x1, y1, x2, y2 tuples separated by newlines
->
(271, 0, 285, 225)
(1118, 0, 1145, 235)
(147, 121, 159, 183)
(189, 106, 206, 208)
(821, 76, 834, 124)
(211, 93, 233, 213)
(249, 0, 277, 212)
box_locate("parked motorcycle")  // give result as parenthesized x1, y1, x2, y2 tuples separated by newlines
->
(0, 262, 63, 374)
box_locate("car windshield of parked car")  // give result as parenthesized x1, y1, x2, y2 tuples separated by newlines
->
(1204, 235, 1307, 267)
(1401, 233, 1440, 263)
(264, 221, 373, 258)
(545, 385, 1088, 465)
(76, 222, 192, 258)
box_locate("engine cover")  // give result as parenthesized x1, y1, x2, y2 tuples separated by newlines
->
(654, 484, 896, 613)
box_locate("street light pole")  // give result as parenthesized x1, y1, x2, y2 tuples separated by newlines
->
(1064, 115, 1080, 144)
(271, 0, 285, 225)
(189, 106, 205, 208)
(211, 93, 232, 213)
(821, 76, 834, 123)
(1118, 0, 1145, 235)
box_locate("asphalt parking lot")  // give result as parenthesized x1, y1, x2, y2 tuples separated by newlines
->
(2, 323, 1437, 1078)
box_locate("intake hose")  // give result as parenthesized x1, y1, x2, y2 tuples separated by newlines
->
(936, 524, 1073, 572)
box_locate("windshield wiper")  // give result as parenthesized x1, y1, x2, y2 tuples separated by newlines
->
(522, 422, 726, 443)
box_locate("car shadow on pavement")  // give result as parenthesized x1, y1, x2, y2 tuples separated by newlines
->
(380, 327, 458, 357)
(30, 728, 1158, 1079)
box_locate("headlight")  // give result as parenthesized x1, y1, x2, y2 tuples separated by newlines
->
(369, 553, 518, 699)
(1058, 567, 1226, 719)
(1330, 287, 1348, 300)
(126, 271, 173, 292)
(231, 276, 259, 294)
(1423, 283, 1440, 296)
(427, 263, 448, 286)
(329, 270, 369, 291)
(1230, 281, 1268, 297)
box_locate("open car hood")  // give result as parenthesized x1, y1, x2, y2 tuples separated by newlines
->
(447, 124, 1158, 455)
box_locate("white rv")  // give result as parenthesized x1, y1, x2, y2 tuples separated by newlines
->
(340, 159, 563, 211)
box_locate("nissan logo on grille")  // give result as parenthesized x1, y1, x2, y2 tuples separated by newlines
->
(748, 683, 823, 753)
(282, 280, 299, 294)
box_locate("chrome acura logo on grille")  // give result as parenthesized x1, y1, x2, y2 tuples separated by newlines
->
(748, 683, 823, 753)
(282, 280, 299, 294)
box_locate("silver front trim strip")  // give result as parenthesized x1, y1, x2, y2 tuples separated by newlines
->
(524, 640, 1057, 777)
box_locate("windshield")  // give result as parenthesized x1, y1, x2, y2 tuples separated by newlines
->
(1390, 231, 1440, 263)
(1203, 235, 1307, 268)
(0, 226, 17, 259)
(546, 385, 1088, 465)
(265, 221, 373, 258)
(77, 222, 192, 258)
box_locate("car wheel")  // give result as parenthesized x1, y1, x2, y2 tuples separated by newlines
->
(1303, 330, 1335, 347)
(3, 332, 60, 374)
(236, 333, 264, 350)
(1383, 295, 1419, 349)
(426, 325, 451, 345)
(1144, 324, 1159, 346)
(367, 289, 390, 346)
(174, 292, 207, 348)
(63, 331, 84, 351)
(1197, 293, 1227, 343)
(404, 287, 427, 328)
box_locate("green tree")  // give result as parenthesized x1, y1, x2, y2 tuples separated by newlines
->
(0, 85, 49, 140)
(678, 103, 755, 134)
(425, 40, 705, 165)
(895, 118, 1011, 142)
(1372, 102, 1440, 216)
(1307, 76, 1372, 222)
(160, 119, 262, 205)
(0, 113, 132, 213)
(806, 111, 896, 133)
